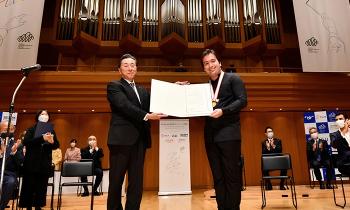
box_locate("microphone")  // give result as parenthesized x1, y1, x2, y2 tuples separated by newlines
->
(21, 64, 41, 76)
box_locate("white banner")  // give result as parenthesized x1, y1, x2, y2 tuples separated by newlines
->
(159, 119, 192, 195)
(293, 0, 350, 72)
(0, 0, 45, 70)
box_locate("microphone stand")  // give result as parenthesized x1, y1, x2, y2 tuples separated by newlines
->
(0, 70, 31, 203)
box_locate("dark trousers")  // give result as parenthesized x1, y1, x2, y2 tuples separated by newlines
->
(81, 167, 103, 193)
(205, 140, 241, 210)
(0, 171, 17, 210)
(310, 159, 332, 183)
(107, 140, 146, 210)
(263, 170, 287, 186)
(19, 172, 49, 208)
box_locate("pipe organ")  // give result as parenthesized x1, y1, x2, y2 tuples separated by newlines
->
(55, 0, 282, 46)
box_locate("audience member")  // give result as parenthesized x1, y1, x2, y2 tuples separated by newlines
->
(52, 148, 62, 170)
(64, 139, 81, 162)
(307, 127, 332, 189)
(261, 126, 287, 190)
(80, 135, 104, 196)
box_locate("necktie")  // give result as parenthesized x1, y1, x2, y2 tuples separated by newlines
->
(130, 82, 141, 103)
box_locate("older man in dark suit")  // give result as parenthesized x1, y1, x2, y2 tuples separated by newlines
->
(0, 121, 24, 210)
(201, 49, 247, 210)
(331, 112, 350, 176)
(106, 54, 165, 210)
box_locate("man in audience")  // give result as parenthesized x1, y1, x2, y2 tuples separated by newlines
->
(0, 121, 24, 210)
(307, 127, 332, 189)
(261, 126, 287, 190)
(331, 112, 350, 175)
(80, 135, 104, 196)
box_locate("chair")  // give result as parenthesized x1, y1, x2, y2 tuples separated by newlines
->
(47, 164, 55, 210)
(331, 152, 348, 208)
(57, 160, 94, 210)
(241, 155, 247, 191)
(261, 153, 297, 209)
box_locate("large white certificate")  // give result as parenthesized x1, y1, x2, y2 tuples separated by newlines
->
(150, 79, 213, 117)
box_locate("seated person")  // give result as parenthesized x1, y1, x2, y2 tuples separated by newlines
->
(331, 112, 350, 175)
(0, 121, 24, 210)
(64, 139, 81, 162)
(80, 135, 104, 196)
(261, 126, 287, 190)
(307, 127, 332, 189)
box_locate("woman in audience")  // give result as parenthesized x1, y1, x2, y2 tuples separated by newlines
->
(64, 138, 81, 161)
(19, 109, 60, 210)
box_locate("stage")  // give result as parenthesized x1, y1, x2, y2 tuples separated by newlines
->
(17, 185, 349, 210)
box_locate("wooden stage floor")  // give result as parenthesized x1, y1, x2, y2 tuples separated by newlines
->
(24, 185, 350, 210)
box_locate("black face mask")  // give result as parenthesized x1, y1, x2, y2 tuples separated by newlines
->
(0, 132, 14, 139)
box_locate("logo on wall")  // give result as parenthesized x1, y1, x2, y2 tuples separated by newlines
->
(305, 36, 320, 53)
(304, 112, 315, 123)
(17, 32, 34, 49)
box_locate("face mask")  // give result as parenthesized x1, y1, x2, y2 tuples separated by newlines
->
(38, 114, 49, 123)
(267, 132, 274, 139)
(70, 143, 76, 148)
(0, 132, 14, 139)
(336, 119, 345, 128)
(310, 132, 318, 139)
(88, 140, 94, 146)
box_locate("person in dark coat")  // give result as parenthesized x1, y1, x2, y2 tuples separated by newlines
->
(201, 49, 247, 210)
(0, 121, 24, 210)
(261, 126, 287, 190)
(80, 135, 104, 196)
(306, 127, 332, 189)
(19, 110, 59, 210)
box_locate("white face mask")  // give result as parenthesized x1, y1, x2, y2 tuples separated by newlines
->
(336, 119, 345, 129)
(70, 143, 76, 148)
(38, 114, 49, 123)
(310, 132, 318, 139)
(267, 131, 274, 139)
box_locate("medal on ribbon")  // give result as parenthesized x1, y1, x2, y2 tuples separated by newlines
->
(210, 71, 224, 108)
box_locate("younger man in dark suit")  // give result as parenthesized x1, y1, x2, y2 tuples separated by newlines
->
(106, 54, 165, 210)
(261, 126, 287, 190)
(201, 49, 247, 210)
(331, 112, 350, 176)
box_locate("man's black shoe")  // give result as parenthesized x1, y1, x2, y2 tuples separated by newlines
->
(93, 191, 102, 196)
(81, 191, 89, 197)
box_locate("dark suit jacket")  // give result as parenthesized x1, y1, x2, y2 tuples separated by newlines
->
(331, 130, 350, 166)
(81, 146, 104, 169)
(22, 123, 60, 174)
(107, 78, 152, 148)
(204, 73, 247, 142)
(306, 138, 330, 162)
(0, 138, 24, 176)
(262, 138, 282, 154)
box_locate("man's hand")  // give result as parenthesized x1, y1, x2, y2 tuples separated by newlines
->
(210, 109, 223, 118)
(270, 139, 276, 149)
(11, 139, 21, 154)
(146, 113, 168, 120)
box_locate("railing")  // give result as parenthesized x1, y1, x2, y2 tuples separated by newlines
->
(38, 64, 302, 73)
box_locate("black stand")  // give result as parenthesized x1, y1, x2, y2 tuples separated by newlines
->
(0, 70, 31, 203)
